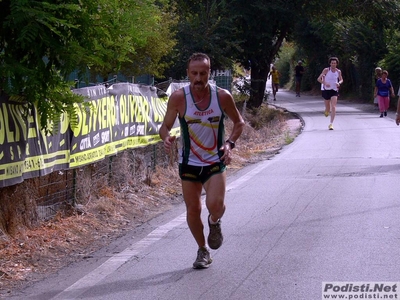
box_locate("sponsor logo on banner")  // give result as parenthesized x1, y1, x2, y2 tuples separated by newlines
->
(0, 83, 179, 187)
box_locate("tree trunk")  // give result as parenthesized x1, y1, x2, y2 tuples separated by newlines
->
(358, 61, 374, 102)
(247, 67, 269, 109)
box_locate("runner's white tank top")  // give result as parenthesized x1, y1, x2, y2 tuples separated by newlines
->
(179, 84, 225, 166)
(321, 68, 340, 91)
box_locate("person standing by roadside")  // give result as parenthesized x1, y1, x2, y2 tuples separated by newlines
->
(395, 87, 400, 125)
(295, 60, 304, 97)
(317, 57, 344, 130)
(374, 70, 395, 118)
(268, 65, 281, 101)
(159, 52, 245, 269)
(374, 67, 382, 107)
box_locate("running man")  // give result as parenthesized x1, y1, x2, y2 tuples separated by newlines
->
(159, 53, 245, 269)
(317, 57, 343, 130)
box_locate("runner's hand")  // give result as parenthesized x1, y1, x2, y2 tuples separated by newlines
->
(220, 143, 232, 165)
(163, 136, 176, 152)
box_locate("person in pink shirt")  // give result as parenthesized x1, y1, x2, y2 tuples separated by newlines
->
(374, 70, 395, 117)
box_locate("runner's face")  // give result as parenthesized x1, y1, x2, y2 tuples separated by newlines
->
(330, 60, 338, 69)
(187, 59, 210, 91)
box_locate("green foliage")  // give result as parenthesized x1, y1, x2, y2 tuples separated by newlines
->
(120, 2, 177, 78)
(290, 20, 336, 93)
(382, 31, 400, 100)
(383, 32, 400, 76)
(163, 0, 400, 107)
(89, 0, 177, 80)
(292, 0, 400, 101)
(334, 17, 388, 99)
(284, 131, 294, 145)
(226, 0, 304, 108)
(0, 0, 176, 133)
(0, 1, 90, 132)
(163, 0, 234, 80)
(273, 42, 295, 88)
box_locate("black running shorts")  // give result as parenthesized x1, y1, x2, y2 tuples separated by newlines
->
(179, 162, 226, 184)
(322, 89, 338, 100)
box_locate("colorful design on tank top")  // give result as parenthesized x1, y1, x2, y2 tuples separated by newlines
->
(179, 85, 225, 166)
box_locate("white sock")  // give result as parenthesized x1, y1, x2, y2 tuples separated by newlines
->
(209, 215, 219, 225)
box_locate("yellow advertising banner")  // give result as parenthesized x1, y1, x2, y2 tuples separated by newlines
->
(0, 83, 180, 187)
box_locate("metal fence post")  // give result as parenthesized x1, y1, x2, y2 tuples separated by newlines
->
(108, 156, 113, 184)
(72, 169, 77, 207)
(152, 145, 156, 171)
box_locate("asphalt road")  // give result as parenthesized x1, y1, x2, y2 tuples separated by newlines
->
(8, 90, 400, 300)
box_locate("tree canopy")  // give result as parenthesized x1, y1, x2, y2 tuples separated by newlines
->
(2, 0, 400, 127)
(165, 0, 400, 107)
(162, 0, 234, 80)
(292, 0, 400, 100)
(0, 0, 175, 132)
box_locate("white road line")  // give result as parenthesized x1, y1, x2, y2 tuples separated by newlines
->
(50, 214, 188, 300)
(50, 162, 270, 299)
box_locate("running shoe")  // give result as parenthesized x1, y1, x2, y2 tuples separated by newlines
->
(324, 111, 329, 117)
(193, 247, 212, 269)
(328, 124, 334, 130)
(208, 215, 223, 250)
(384, 111, 387, 117)
(380, 113, 383, 118)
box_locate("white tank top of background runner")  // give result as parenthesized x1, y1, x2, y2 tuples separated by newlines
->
(178, 84, 225, 166)
(321, 68, 340, 91)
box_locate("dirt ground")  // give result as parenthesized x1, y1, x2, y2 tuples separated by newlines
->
(0, 106, 302, 298)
